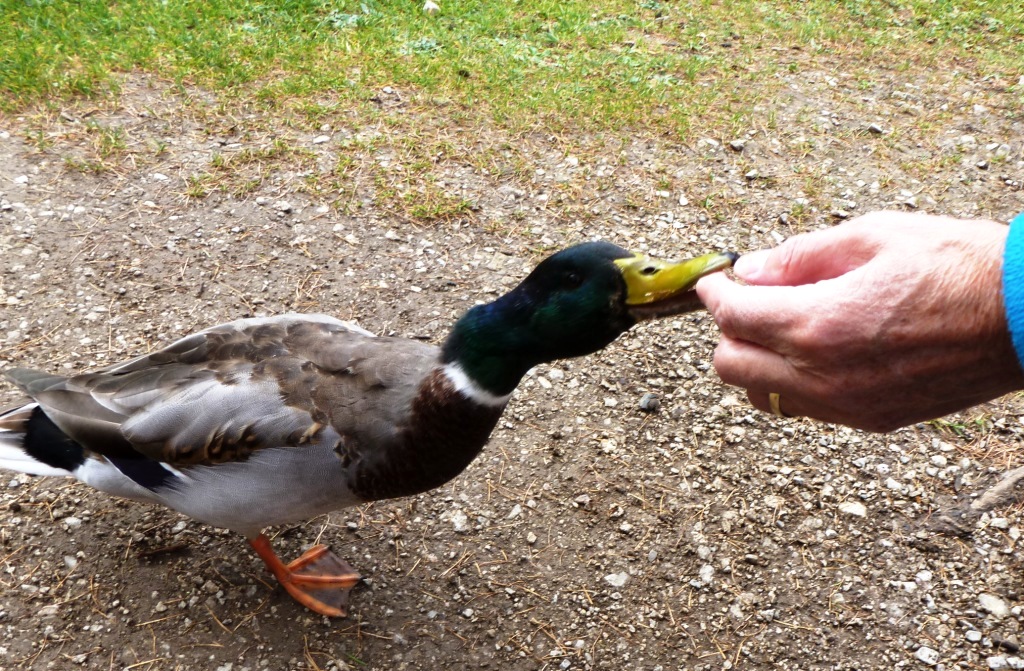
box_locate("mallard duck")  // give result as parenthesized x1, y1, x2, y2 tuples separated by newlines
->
(0, 241, 735, 617)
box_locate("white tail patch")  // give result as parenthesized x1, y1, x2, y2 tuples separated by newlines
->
(0, 441, 72, 477)
(441, 363, 513, 407)
(0, 402, 72, 477)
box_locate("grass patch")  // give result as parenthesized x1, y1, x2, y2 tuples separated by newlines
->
(3, 1, 1020, 136)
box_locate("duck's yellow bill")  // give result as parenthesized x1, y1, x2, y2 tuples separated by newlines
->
(615, 251, 738, 306)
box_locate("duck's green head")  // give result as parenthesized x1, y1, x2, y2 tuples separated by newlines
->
(442, 241, 736, 398)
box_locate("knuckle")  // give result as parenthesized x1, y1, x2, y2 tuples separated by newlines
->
(712, 301, 739, 336)
(712, 340, 745, 386)
(772, 236, 805, 277)
(787, 318, 828, 355)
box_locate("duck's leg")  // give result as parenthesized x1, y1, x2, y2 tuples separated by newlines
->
(248, 534, 361, 617)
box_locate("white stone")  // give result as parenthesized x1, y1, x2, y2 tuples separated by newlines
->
(312, 135, 330, 144)
(450, 510, 468, 532)
(37, 605, 59, 617)
(980, 593, 1010, 619)
(604, 572, 629, 588)
(838, 501, 867, 517)
(914, 646, 939, 666)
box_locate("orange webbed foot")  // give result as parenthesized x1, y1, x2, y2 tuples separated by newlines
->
(249, 535, 361, 617)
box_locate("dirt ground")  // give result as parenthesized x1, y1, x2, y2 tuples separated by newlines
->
(2, 60, 1024, 671)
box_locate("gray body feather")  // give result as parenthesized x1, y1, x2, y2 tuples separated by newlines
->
(0, 314, 449, 538)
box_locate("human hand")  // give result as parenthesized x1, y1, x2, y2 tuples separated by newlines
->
(696, 211, 1024, 432)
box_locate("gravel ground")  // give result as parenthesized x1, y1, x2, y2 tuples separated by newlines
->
(2, 64, 1024, 671)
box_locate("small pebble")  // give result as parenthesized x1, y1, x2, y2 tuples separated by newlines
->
(980, 593, 1011, 619)
(604, 572, 629, 588)
(450, 510, 468, 532)
(639, 393, 660, 413)
(838, 501, 867, 517)
(914, 646, 939, 666)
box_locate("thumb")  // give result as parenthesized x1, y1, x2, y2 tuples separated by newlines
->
(694, 271, 737, 319)
(736, 224, 877, 287)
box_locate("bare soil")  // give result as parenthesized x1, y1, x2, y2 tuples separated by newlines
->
(2, 61, 1024, 671)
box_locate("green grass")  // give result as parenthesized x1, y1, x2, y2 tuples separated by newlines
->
(2, 0, 1021, 135)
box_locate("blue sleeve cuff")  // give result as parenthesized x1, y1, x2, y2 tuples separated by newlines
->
(1003, 212, 1024, 366)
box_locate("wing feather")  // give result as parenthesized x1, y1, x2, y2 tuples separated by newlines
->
(4, 314, 439, 471)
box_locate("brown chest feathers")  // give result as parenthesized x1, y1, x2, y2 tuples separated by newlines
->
(344, 368, 506, 502)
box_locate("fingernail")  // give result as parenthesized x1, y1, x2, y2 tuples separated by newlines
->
(733, 250, 767, 280)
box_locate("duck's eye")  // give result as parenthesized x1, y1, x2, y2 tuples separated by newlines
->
(640, 265, 659, 276)
(563, 271, 583, 289)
